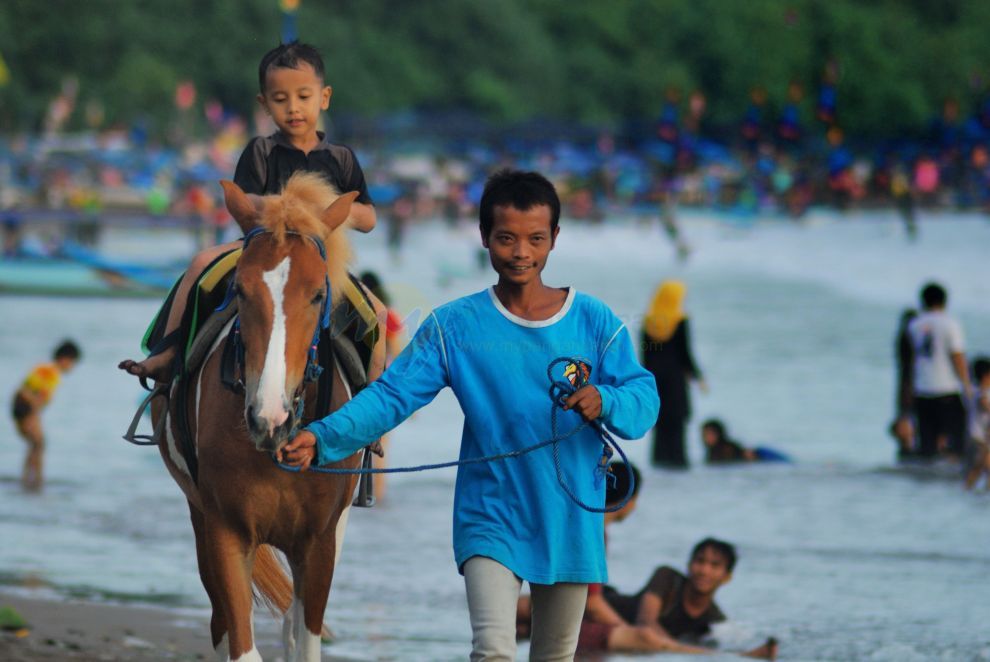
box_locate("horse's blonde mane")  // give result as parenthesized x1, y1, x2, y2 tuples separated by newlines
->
(258, 172, 352, 302)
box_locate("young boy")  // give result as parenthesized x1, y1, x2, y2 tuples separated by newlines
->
(556, 465, 775, 659)
(965, 356, 990, 489)
(119, 41, 376, 382)
(10, 340, 81, 492)
(598, 539, 777, 658)
(279, 170, 660, 659)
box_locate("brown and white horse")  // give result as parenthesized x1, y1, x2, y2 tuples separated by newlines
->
(153, 173, 377, 661)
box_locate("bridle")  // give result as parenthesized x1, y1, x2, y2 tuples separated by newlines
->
(217, 226, 332, 429)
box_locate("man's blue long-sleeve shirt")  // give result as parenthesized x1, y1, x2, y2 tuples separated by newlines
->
(307, 288, 659, 583)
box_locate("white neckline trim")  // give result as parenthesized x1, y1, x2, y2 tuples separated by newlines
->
(487, 286, 576, 328)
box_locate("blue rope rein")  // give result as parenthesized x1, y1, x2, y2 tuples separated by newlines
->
(273, 357, 635, 514)
(209, 228, 635, 511)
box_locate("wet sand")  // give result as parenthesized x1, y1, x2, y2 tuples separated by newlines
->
(0, 589, 355, 661)
(0, 589, 220, 661)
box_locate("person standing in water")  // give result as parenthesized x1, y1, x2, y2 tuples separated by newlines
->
(908, 283, 971, 459)
(641, 281, 706, 467)
(964, 357, 990, 489)
(10, 340, 80, 492)
(280, 170, 660, 660)
(890, 309, 918, 458)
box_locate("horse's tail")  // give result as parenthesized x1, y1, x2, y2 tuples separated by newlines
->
(252, 544, 293, 616)
(251, 544, 333, 639)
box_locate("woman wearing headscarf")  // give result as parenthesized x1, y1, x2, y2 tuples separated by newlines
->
(642, 281, 705, 467)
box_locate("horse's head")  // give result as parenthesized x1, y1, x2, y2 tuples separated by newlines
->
(220, 174, 357, 452)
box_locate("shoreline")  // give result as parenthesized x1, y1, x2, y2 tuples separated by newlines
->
(0, 589, 355, 661)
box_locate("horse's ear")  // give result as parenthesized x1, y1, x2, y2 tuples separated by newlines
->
(220, 180, 260, 233)
(321, 191, 360, 231)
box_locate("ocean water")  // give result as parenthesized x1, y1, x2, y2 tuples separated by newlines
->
(1, 209, 989, 661)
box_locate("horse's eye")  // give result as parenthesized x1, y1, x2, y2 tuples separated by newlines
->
(311, 291, 325, 306)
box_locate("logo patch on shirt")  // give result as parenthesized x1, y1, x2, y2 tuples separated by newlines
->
(563, 360, 592, 388)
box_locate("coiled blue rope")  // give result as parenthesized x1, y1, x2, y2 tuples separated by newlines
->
(273, 357, 635, 513)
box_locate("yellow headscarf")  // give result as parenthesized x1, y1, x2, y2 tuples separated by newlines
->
(643, 280, 687, 342)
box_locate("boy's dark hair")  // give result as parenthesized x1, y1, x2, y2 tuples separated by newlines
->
(920, 282, 947, 309)
(53, 340, 81, 361)
(605, 461, 641, 506)
(701, 418, 727, 442)
(973, 356, 990, 383)
(691, 537, 737, 572)
(479, 169, 561, 239)
(258, 41, 326, 93)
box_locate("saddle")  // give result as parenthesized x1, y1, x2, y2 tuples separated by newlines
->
(125, 249, 380, 493)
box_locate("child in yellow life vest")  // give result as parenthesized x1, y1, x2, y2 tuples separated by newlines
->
(10, 340, 81, 492)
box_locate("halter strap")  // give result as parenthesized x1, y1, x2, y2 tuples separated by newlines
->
(216, 228, 334, 397)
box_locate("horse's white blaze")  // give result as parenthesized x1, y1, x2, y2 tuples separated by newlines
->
(256, 256, 291, 434)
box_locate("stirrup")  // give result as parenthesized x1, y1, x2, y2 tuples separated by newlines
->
(352, 446, 376, 507)
(123, 383, 170, 446)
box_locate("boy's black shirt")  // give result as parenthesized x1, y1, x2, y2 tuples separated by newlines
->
(233, 131, 373, 204)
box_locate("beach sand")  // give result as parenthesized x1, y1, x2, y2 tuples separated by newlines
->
(0, 589, 356, 661)
(0, 589, 220, 661)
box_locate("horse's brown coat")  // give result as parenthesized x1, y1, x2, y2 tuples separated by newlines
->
(153, 175, 375, 659)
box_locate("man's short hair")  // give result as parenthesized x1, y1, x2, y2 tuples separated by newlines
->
(479, 169, 561, 239)
(973, 356, 990, 383)
(920, 282, 947, 309)
(605, 461, 641, 506)
(258, 41, 326, 93)
(54, 340, 81, 361)
(691, 538, 737, 572)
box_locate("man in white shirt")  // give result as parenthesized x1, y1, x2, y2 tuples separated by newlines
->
(907, 282, 972, 459)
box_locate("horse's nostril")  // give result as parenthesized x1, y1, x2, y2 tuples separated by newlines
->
(246, 406, 262, 432)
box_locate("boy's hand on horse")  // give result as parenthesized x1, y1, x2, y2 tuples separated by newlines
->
(278, 430, 317, 471)
(562, 385, 602, 422)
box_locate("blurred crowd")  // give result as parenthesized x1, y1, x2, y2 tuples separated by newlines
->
(6, 77, 990, 257)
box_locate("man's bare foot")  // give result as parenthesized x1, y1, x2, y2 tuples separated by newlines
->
(118, 350, 175, 383)
(743, 637, 778, 660)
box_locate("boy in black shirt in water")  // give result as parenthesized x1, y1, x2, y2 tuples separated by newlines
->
(516, 466, 777, 658)
(596, 538, 777, 658)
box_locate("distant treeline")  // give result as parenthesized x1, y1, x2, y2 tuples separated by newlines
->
(3, 0, 990, 139)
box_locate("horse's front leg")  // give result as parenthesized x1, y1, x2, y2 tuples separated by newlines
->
(205, 518, 261, 661)
(285, 534, 342, 662)
(187, 502, 229, 655)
